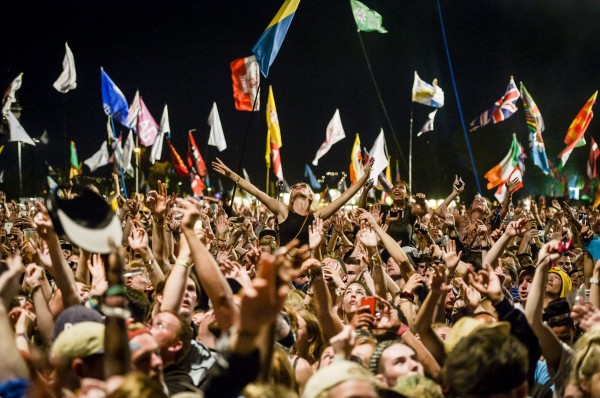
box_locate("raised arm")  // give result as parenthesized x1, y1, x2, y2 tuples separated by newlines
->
(483, 218, 527, 269)
(316, 159, 373, 220)
(212, 158, 286, 218)
(433, 176, 464, 218)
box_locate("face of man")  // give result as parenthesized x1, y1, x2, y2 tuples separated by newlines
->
(180, 277, 198, 318)
(386, 258, 401, 278)
(546, 273, 563, 297)
(150, 312, 181, 353)
(519, 275, 533, 302)
(551, 325, 574, 346)
(556, 255, 573, 273)
(345, 262, 361, 284)
(378, 343, 424, 387)
(124, 268, 150, 292)
(130, 333, 163, 382)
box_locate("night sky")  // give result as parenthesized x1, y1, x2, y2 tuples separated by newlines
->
(3, 1, 600, 200)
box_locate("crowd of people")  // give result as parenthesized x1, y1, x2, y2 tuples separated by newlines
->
(0, 157, 599, 398)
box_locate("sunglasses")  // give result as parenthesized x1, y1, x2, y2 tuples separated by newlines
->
(291, 183, 309, 190)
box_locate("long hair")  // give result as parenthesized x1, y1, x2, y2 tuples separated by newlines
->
(288, 184, 319, 213)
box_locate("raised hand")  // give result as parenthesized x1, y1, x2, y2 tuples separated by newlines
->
(442, 240, 462, 271)
(452, 175, 465, 193)
(438, 205, 456, 228)
(467, 263, 504, 303)
(329, 325, 356, 360)
(308, 217, 324, 250)
(146, 181, 168, 220)
(430, 264, 451, 293)
(506, 177, 521, 195)
(363, 158, 375, 175)
(24, 263, 45, 292)
(173, 198, 201, 231)
(402, 273, 424, 293)
(212, 157, 236, 180)
(504, 218, 528, 237)
(33, 202, 55, 240)
(358, 221, 378, 249)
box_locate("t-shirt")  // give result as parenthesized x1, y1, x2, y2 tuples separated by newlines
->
(380, 204, 417, 247)
(177, 339, 218, 386)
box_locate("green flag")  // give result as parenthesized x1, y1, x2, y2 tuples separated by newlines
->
(350, 0, 388, 33)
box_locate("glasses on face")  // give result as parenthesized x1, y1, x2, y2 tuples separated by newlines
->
(67, 260, 79, 268)
(291, 183, 309, 190)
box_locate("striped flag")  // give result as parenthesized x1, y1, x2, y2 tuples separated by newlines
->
(588, 138, 600, 179)
(349, 134, 363, 184)
(484, 134, 522, 190)
(521, 83, 550, 175)
(266, 86, 283, 181)
(252, 0, 301, 77)
(558, 91, 597, 168)
(470, 76, 520, 132)
(69, 141, 82, 180)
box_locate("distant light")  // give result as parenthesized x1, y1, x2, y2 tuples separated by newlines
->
(133, 148, 141, 153)
(178, 182, 182, 186)
(207, 187, 212, 192)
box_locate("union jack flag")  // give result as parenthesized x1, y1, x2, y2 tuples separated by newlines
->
(469, 76, 520, 132)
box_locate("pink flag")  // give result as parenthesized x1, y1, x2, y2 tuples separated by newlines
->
(136, 98, 159, 147)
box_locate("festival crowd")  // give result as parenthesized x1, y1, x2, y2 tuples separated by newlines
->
(0, 157, 599, 398)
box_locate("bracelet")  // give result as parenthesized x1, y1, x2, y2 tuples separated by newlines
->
(590, 277, 600, 286)
(371, 254, 382, 267)
(106, 285, 127, 297)
(101, 305, 132, 320)
(397, 324, 410, 337)
(175, 259, 193, 268)
(399, 291, 414, 300)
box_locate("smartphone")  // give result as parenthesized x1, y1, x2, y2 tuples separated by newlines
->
(579, 212, 589, 227)
(360, 297, 376, 316)
(4, 222, 13, 235)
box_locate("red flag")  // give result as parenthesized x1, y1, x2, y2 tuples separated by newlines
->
(187, 131, 206, 177)
(166, 138, 189, 176)
(191, 174, 205, 196)
(230, 55, 260, 111)
(588, 138, 600, 179)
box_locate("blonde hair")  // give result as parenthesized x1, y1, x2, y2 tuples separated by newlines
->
(288, 184, 319, 213)
(570, 324, 600, 391)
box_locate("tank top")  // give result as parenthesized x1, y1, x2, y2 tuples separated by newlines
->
(278, 211, 314, 247)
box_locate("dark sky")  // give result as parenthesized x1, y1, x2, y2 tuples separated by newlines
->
(3, 0, 600, 199)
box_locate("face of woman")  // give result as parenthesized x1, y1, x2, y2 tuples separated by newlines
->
(391, 183, 408, 202)
(291, 183, 311, 201)
(342, 283, 367, 314)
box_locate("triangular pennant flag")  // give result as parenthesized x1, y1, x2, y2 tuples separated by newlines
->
(84, 141, 110, 172)
(126, 90, 141, 129)
(243, 168, 251, 184)
(136, 98, 159, 147)
(521, 83, 550, 175)
(349, 134, 363, 184)
(188, 130, 207, 177)
(2, 73, 23, 116)
(150, 104, 169, 164)
(417, 109, 438, 137)
(7, 111, 35, 146)
(266, 86, 283, 180)
(484, 134, 521, 190)
(47, 176, 58, 190)
(53, 42, 77, 93)
(40, 129, 49, 145)
(313, 109, 346, 165)
(208, 102, 227, 151)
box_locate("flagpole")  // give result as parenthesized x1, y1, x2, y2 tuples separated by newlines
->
(110, 117, 128, 198)
(436, 0, 482, 194)
(409, 107, 413, 191)
(356, 31, 408, 171)
(135, 133, 139, 194)
(17, 142, 22, 196)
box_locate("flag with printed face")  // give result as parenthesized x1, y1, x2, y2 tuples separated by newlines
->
(208, 102, 227, 152)
(417, 109, 438, 137)
(7, 111, 35, 146)
(349, 134, 363, 184)
(412, 72, 444, 108)
(266, 86, 283, 180)
(84, 141, 110, 172)
(150, 104, 169, 164)
(53, 42, 77, 93)
(100, 68, 129, 127)
(304, 164, 321, 190)
(231, 55, 260, 111)
(470, 77, 520, 132)
(166, 138, 189, 176)
(350, 0, 387, 33)
(2, 73, 23, 117)
(188, 130, 207, 177)
(558, 91, 597, 168)
(521, 83, 550, 175)
(588, 138, 600, 180)
(313, 109, 346, 165)
(136, 98, 159, 147)
(252, 0, 300, 77)
(69, 141, 82, 179)
(484, 134, 522, 190)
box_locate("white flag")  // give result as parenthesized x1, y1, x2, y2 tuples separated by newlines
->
(208, 102, 227, 151)
(126, 90, 141, 129)
(53, 42, 77, 93)
(368, 129, 389, 182)
(417, 109, 438, 137)
(412, 71, 444, 108)
(84, 141, 110, 172)
(150, 104, 170, 164)
(243, 168, 251, 183)
(312, 109, 346, 165)
(7, 111, 35, 146)
(122, 131, 134, 171)
(2, 73, 23, 116)
(40, 129, 49, 144)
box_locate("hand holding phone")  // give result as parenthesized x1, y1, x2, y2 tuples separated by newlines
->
(360, 297, 376, 316)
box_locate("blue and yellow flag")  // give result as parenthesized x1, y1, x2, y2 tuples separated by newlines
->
(252, 0, 300, 78)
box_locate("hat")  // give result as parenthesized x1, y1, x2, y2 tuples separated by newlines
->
(303, 360, 381, 398)
(46, 184, 122, 254)
(548, 267, 572, 298)
(51, 322, 105, 363)
(393, 375, 443, 398)
(259, 228, 277, 240)
(54, 305, 104, 340)
(444, 316, 510, 353)
(59, 239, 73, 251)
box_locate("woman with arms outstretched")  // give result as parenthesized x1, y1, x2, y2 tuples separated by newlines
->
(212, 158, 374, 246)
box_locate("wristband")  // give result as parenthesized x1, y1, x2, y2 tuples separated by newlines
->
(397, 324, 410, 337)
(175, 259, 193, 269)
(399, 291, 414, 300)
(101, 305, 132, 320)
(106, 285, 127, 297)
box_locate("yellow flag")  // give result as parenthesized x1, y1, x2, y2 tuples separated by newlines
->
(265, 85, 282, 168)
(349, 134, 363, 184)
(594, 180, 600, 208)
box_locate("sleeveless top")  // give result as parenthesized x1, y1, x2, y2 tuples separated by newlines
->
(278, 210, 315, 247)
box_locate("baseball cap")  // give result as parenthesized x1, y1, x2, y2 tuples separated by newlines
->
(444, 316, 510, 353)
(46, 184, 122, 254)
(51, 322, 105, 364)
(303, 360, 381, 398)
(54, 305, 104, 340)
(259, 228, 277, 240)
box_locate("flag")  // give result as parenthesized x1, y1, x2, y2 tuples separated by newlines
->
(150, 104, 169, 164)
(494, 168, 523, 202)
(47, 176, 58, 190)
(312, 109, 346, 165)
(84, 141, 110, 172)
(126, 90, 141, 129)
(190, 174, 205, 196)
(349, 134, 363, 184)
(417, 109, 438, 137)
(588, 138, 600, 180)
(111, 134, 133, 176)
(166, 139, 189, 176)
(53, 42, 77, 93)
(304, 164, 321, 190)
(69, 141, 82, 179)
(266, 86, 283, 180)
(100, 68, 129, 127)
(252, 0, 301, 77)
(594, 183, 600, 209)
(558, 91, 598, 168)
(412, 72, 444, 108)
(243, 168, 251, 183)
(40, 129, 49, 145)
(208, 102, 227, 151)
(395, 159, 401, 183)
(7, 112, 35, 146)
(469, 76, 520, 132)
(230, 55, 260, 111)
(2, 73, 23, 116)
(188, 130, 207, 177)
(122, 131, 134, 171)
(368, 129, 389, 182)
(350, 0, 387, 33)
(136, 98, 159, 147)
(484, 133, 522, 190)
(521, 83, 550, 174)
